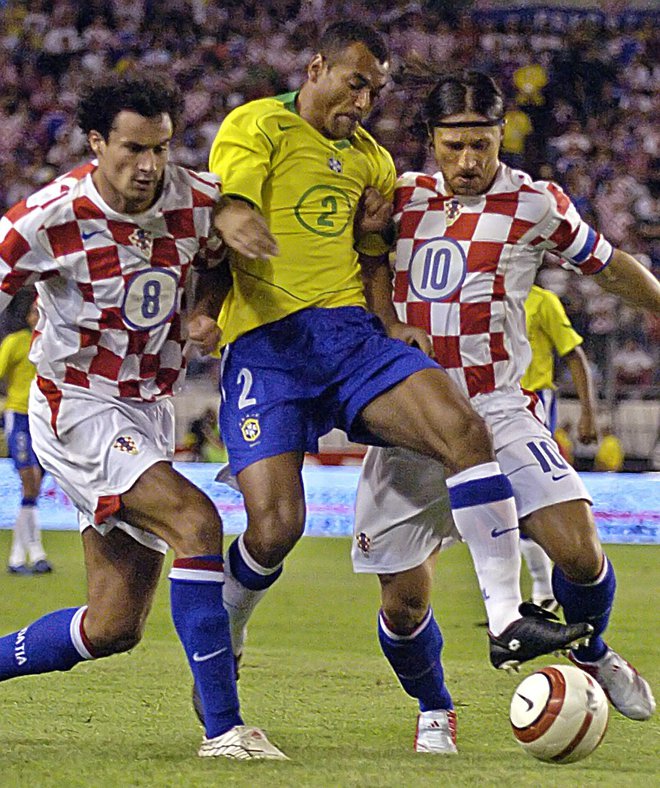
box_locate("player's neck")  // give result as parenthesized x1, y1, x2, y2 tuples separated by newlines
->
(91, 170, 160, 215)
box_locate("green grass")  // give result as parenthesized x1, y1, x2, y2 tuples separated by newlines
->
(0, 532, 657, 787)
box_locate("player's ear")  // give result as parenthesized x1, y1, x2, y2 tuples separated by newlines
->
(88, 130, 105, 156)
(308, 53, 324, 82)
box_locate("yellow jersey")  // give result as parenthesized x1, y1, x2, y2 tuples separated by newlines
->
(520, 285, 583, 391)
(209, 91, 396, 345)
(0, 328, 35, 413)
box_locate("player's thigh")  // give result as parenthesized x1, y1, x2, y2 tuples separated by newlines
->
(360, 368, 492, 471)
(82, 526, 164, 648)
(520, 500, 603, 582)
(120, 461, 222, 555)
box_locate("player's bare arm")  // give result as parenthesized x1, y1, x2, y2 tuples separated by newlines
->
(213, 196, 279, 260)
(593, 249, 660, 314)
(354, 185, 394, 238)
(360, 252, 434, 356)
(564, 346, 598, 444)
(186, 259, 233, 354)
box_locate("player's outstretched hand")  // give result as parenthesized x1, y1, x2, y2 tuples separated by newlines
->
(186, 314, 222, 355)
(214, 199, 279, 260)
(388, 322, 434, 357)
(355, 186, 393, 236)
(577, 411, 598, 444)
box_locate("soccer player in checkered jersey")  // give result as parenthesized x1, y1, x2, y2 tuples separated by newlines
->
(195, 22, 590, 753)
(352, 71, 658, 750)
(0, 75, 286, 760)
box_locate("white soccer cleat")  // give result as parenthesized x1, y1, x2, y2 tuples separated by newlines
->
(198, 725, 289, 759)
(570, 647, 656, 721)
(414, 709, 458, 754)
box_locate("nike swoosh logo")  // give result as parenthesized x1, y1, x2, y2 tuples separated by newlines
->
(491, 527, 519, 538)
(192, 646, 228, 662)
(516, 692, 534, 711)
(277, 122, 296, 131)
(551, 473, 570, 481)
(81, 230, 104, 241)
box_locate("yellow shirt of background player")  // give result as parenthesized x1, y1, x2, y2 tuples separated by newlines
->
(0, 328, 35, 413)
(521, 285, 584, 392)
(209, 91, 396, 346)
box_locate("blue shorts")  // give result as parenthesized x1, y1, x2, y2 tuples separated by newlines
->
(4, 411, 40, 471)
(220, 306, 438, 474)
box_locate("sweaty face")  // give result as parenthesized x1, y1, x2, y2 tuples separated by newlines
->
(310, 43, 389, 139)
(432, 113, 503, 196)
(90, 110, 173, 214)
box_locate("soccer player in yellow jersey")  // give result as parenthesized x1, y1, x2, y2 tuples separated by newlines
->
(202, 23, 591, 745)
(522, 284, 597, 442)
(0, 298, 51, 575)
(520, 284, 598, 612)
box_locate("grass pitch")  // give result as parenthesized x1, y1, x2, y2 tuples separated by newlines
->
(0, 532, 657, 787)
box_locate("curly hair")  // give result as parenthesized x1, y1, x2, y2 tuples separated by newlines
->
(77, 75, 184, 140)
(319, 21, 389, 65)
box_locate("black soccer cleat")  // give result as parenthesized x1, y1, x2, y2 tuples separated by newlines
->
(489, 602, 593, 672)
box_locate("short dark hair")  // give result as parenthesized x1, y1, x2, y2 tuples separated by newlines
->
(319, 21, 389, 65)
(424, 71, 504, 127)
(77, 75, 184, 140)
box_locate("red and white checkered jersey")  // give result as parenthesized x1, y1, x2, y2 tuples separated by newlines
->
(0, 162, 223, 401)
(392, 164, 612, 400)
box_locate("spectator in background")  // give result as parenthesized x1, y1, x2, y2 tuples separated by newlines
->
(612, 338, 654, 388)
(0, 293, 51, 575)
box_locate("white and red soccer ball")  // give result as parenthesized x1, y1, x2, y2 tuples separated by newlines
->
(510, 664, 609, 764)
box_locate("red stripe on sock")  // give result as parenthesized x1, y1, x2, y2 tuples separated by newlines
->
(79, 608, 99, 658)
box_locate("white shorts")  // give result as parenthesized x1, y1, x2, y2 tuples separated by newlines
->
(351, 389, 591, 575)
(29, 381, 172, 554)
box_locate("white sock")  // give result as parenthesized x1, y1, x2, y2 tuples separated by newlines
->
(23, 506, 47, 564)
(446, 462, 522, 635)
(8, 511, 28, 567)
(222, 535, 281, 657)
(519, 537, 554, 604)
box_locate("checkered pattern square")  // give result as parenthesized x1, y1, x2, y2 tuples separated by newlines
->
(0, 162, 224, 402)
(393, 165, 613, 399)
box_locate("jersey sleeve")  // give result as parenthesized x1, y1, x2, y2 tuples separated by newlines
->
(208, 105, 272, 212)
(0, 208, 58, 315)
(527, 181, 613, 275)
(539, 289, 583, 357)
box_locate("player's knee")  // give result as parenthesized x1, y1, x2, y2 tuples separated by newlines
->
(552, 530, 603, 583)
(245, 501, 305, 566)
(381, 590, 429, 636)
(167, 490, 223, 556)
(85, 617, 145, 657)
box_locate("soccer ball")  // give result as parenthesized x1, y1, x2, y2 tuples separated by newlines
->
(509, 664, 609, 764)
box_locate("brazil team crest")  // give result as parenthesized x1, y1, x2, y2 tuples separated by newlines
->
(328, 156, 342, 173)
(240, 416, 261, 442)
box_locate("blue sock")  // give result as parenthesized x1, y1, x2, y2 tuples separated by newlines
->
(228, 536, 282, 590)
(378, 608, 453, 712)
(553, 557, 615, 662)
(0, 606, 93, 680)
(169, 555, 242, 739)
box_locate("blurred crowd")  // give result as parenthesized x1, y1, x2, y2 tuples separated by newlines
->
(0, 0, 658, 395)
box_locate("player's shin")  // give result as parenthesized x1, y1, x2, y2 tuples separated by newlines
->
(378, 608, 453, 712)
(552, 556, 615, 662)
(223, 534, 283, 657)
(0, 606, 94, 679)
(446, 462, 522, 635)
(169, 556, 242, 738)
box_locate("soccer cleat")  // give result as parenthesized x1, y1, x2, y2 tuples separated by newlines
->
(569, 648, 656, 721)
(32, 559, 53, 574)
(532, 597, 560, 615)
(198, 725, 289, 759)
(489, 602, 593, 672)
(414, 709, 458, 754)
(7, 563, 32, 576)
